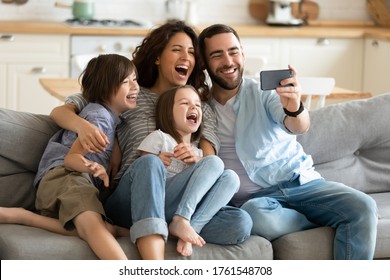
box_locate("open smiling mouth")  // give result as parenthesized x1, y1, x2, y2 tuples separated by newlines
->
(176, 65, 189, 76)
(187, 113, 198, 124)
(126, 94, 137, 101)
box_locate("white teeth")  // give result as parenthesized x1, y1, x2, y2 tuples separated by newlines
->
(222, 68, 235, 74)
(187, 113, 197, 121)
(176, 65, 189, 69)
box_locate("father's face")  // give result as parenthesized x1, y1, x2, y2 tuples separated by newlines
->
(203, 33, 244, 90)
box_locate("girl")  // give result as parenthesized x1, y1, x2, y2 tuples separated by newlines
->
(138, 85, 239, 256)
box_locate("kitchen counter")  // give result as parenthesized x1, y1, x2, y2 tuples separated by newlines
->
(39, 78, 373, 105)
(1, 20, 390, 39)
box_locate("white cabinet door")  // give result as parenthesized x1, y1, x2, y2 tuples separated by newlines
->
(280, 38, 364, 91)
(7, 64, 67, 114)
(0, 34, 69, 114)
(363, 38, 390, 95)
(240, 37, 281, 78)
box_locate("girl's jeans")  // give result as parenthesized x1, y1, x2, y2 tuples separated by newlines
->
(105, 154, 252, 245)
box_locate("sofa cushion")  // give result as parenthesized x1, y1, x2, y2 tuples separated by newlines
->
(272, 227, 335, 260)
(0, 224, 273, 260)
(370, 192, 390, 259)
(298, 93, 390, 194)
(0, 108, 59, 210)
(271, 192, 390, 260)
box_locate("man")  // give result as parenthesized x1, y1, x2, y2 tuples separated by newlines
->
(198, 24, 378, 259)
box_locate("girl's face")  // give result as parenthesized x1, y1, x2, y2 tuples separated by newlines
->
(155, 32, 195, 90)
(109, 70, 139, 115)
(172, 87, 202, 138)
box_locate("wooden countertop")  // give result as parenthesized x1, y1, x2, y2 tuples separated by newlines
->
(39, 78, 373, 103)
(1, 20, 390, 39)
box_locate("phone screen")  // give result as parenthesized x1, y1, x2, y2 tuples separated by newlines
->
(260, 69, 293, 90)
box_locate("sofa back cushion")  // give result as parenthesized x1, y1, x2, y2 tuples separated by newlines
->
(298, 93, 390, 194)
(0, 108, 59, 210)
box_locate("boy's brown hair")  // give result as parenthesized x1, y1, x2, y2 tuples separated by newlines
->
(80, 54, 137, 104)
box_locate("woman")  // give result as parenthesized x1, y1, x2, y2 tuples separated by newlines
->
(49, 21, 252, 259)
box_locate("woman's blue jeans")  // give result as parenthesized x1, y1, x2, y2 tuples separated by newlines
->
(104, 154, 252, 245)
(241, 178, 378, 259)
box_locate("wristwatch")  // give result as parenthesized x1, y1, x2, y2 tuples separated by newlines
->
(283, 102, 304, 117)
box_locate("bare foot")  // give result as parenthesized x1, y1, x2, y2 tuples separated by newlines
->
(177, 239, 193, 257)
(168, 215, 205, 247)
(0, 207, 30, 224)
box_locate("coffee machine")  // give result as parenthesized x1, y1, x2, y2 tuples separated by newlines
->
(266, 0, 304, 26)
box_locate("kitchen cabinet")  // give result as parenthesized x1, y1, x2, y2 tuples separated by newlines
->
(0, 34, 69, 114)
(280, 38, 363, 91)
(240, 37, 281, 78)
(240, 37, 364, 91)
(363, 38, 390, 95)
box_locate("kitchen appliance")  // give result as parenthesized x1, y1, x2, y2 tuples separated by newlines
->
(70, 35, 143, 78)
(266, 0, 304, 26)
(55, 0, 95, 20)
(65, 18, 145, 28)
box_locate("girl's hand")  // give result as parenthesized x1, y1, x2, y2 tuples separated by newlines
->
(82, 159, 110, 187)
(158, 151, 174, 167)
(174, 143, 202, 164)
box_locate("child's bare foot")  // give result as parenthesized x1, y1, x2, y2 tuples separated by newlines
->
(0, 207, 29, 224)
(177, 238, 193, 257)
(168, 215, 205, 247)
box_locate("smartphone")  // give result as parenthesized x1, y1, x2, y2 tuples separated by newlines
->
(260, 69, 293, 90)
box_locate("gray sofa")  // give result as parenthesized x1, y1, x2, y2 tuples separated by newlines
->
(1, 93, 390, 260)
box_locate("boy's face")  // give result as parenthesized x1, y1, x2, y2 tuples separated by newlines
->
(173, 87, 202, 138)
(110, 71, 139, 115)
(203, 32, 245, 91)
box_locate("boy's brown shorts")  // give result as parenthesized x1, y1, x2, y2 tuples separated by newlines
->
(35, 166, 106, 230)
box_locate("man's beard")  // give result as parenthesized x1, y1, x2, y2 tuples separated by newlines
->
(208, 67, 243, 90)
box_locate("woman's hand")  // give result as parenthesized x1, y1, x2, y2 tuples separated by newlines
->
(50, 103, 109, 153)
(174, 143, 202, 164)
(76, 120, 110, 153)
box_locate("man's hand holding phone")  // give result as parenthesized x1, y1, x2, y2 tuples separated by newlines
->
(260, 69, 293, 91)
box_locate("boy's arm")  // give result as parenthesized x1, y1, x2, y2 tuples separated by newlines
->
(64, 138, 109, 187)
(50, 103, 110, 153)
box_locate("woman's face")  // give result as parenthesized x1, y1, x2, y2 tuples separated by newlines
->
(155, 32, 196, 90)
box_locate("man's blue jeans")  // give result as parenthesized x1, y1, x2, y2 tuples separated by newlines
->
(105, 155, 252, 245)
(241, 178, 378, 259)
